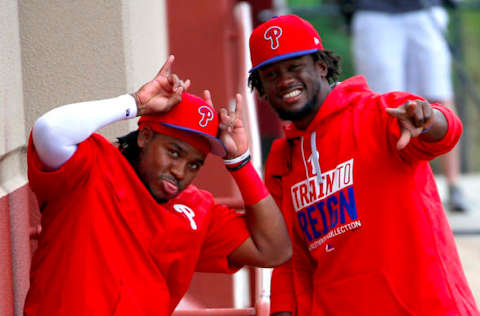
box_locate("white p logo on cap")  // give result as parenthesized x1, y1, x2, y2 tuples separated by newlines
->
(264, 26, 282, 50)
(198, 106, 214, 127)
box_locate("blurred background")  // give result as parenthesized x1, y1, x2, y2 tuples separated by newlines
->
(0, 0, 478, 315)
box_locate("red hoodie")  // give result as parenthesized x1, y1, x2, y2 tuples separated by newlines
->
(265, 76, 479, 315)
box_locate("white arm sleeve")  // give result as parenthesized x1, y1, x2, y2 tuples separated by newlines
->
(32, 94, 138, 170)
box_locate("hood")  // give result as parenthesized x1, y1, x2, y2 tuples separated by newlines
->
(284, 75, 371, 140)
(280, 75, 371, 186)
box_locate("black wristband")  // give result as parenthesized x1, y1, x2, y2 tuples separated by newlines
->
(226, 155, 251, 171)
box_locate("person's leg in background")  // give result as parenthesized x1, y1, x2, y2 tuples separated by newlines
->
(407, 6, 467, 212)
(352, 11, 407, 93)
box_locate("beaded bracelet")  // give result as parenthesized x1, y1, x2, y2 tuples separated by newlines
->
(421, 123, 433, 134)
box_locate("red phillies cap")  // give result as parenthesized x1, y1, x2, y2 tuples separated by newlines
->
(249, 15, 323, 72)
(138, 93, 226, 157)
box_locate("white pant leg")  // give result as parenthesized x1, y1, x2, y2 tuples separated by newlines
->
(404, 6, 453, 100)
(352, 11, 407, 93)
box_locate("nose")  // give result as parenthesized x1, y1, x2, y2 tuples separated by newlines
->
(277, 70, 295, 89)
(170, 159, 186, 180)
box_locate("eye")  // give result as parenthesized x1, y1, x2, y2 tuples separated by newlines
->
(188, 162, 201, 171)
(168, 149, 179, 158)
(290, 63, 302, 71)
(262, 70, 277, 80)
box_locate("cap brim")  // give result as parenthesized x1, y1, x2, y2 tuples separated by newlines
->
(161, 122, 227, 158)
(249, 49, 319, 72)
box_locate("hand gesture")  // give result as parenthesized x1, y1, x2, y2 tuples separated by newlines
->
(133, 55, 190, 116)
(203, 91, 249, 158)
(385, 100, 434, 150)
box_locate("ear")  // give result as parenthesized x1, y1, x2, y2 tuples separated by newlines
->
(315, 60, 328, 77)
(137, 126, 154, 148)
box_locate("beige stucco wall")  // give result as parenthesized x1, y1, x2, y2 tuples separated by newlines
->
(0, 0, 26, 163)
(18, 0, 169, 142)
(1, 1, 168, 314)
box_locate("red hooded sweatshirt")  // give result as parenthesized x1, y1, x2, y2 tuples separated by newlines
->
(265, 76, 479, 315)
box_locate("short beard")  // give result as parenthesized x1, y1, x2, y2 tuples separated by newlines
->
(147, 185, 169, 204)
(134, 158, 170, 204)
(273, 92, 319, 121)
(140, 175, 169, 204)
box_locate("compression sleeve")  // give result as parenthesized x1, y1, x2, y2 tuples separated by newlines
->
(32, 94, 137, 170)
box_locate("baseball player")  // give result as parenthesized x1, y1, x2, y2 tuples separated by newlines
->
(248, 15, 479, 315)
(25, 56, 291, 315)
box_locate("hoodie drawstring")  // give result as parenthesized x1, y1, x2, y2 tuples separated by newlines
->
(300, 136, 311, 189)
(300, 133, 324, 195)
(310, 132, 323, 185)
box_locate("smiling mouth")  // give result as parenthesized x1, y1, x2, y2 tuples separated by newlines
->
(280, 85, 304, 102)
(283, 89, 301, 99)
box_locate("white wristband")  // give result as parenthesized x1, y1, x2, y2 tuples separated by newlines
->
(224, 149, 251, 165)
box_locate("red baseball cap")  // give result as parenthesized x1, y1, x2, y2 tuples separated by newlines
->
(138, 93, 226, 157)
(249, 15, 323, 72)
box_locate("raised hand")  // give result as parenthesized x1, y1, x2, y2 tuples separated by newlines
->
(133, 55, 191, 116)
(385, 100, 434, 150)
(203, 91, 249, 158)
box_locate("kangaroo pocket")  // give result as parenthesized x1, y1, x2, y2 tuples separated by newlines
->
(314, 272, 413, 316)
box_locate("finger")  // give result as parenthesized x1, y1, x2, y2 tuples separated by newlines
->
(184, 79, 191, 91)
(171, 74, 185, 92)
(174, 85, 184, 97)
(174, 80, 187, 99)
(421, 101, 434, 127)
(166, 92, 183, 108)
(401, 118, 424, 137)
(397, 128, 412, 150)
(218, 108, 231, 131)
(406, 100, 417, 115)
(234, 93, 243, 116)
(407, 101, 425, 128)
(385, 107, 406, 118)
(229, 98, 236, 114)
(221, 107, 235, 130)
(157, 55, 174, 78)
(203, 90, 213, 107)
(415, 101, 426, 127)
(168, 74, 180, 91)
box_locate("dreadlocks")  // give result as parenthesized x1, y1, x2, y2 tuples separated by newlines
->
(117, 130, 141, 167)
